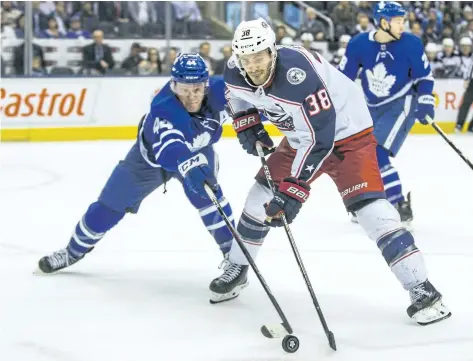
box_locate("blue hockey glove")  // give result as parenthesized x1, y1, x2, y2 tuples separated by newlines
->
(178, 153, 218, 200)
(264, 177, 311, 227)
(415, 95, 435, 125)
(232, 108, 274, 156)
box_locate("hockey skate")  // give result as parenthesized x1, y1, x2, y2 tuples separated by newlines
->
(407, 280, 451, 325)
(209, 259, 249, 304)
(36, 248, 86, 274)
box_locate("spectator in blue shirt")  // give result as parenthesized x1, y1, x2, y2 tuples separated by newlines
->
(66, 15, 91, 39)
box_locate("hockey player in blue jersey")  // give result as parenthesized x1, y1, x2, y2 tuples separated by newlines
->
(339, 1, 436, 224)
(37, 54, 237, 296)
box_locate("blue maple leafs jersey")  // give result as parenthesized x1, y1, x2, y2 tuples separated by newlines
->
(339, 31, 434, 106)
(138, 77, 229, 171)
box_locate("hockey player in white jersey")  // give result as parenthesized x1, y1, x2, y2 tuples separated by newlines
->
(339, 1, 436, 224)
(210, 18, 450, 325)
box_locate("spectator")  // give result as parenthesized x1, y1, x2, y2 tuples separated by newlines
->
(122, 42, 145, 74)
(300, 32, 316, 51)
(98, 2, 129, 23)
(299, 7, 325, 40)
(410, 21, 424, 40)
(127, 1, 157, 26)
(66, 15, 91, 39)
(82, 30, 115, 75)
(31, 56, 47, 77)
(275, 25, 287, 45)
(422, 9, 442, 35)
(52, 1, 68, 34)
(425, 42, 443, 76)
(460, 20, 473, 40)
(13, 13, 25, 38)
(405, 11, 418, 31)
(137, 47, 162, 75)
(331, 1, 356, 37)
(436, 38, 461, 78)
(1, 1, 21, 26)
(354, 13, 374, 34)
(339, 34, 351, 49)
(441, 25, 455, 41)
(459, 37, 473, 78)
(214, 45, 232, 75)
(457, 5, 473, 34)
(280, 36, 294, 46)
(80, 2, 99, 33)
(38, 16, 65, 39)
(442, 11, 454, 29)
(423, 24, 439, 43)
(171, 1, 202, 21)
(13, 42, 46, 75)
(32, 1, 49, 34)
(161, 47, 178, 75)
(1, 8, 16, 39)
(330, 47, 346, 67)
(199, 41, 216, 75)
(357, 1, 373, 18)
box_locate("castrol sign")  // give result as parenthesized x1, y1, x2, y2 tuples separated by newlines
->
(0, 82, 97, 125)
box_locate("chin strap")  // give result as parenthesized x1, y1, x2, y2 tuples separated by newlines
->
(381, 23, 400, 41)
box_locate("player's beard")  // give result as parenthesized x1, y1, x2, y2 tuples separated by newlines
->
(248, 62, 272, 86)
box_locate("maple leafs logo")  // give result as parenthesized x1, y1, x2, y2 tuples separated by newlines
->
(366, 63, 396, 98)
(185, 132, 211, 152)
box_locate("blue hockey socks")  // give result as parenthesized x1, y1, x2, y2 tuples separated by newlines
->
(376, 146, 404, 205)
(67, 201, 125, 258)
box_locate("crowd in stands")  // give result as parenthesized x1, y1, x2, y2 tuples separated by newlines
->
(281, 1, 473, 79)
(1, 1, 210, 40)
(1, 1, 473, 79)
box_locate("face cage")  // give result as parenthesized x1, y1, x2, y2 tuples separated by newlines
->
(236, 46, 277, 88)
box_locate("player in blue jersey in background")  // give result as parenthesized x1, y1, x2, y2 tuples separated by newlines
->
(339, 1, 435, 224)
(37, 54, 237, 292)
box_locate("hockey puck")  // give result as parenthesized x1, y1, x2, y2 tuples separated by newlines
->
(282, 335, 299, 353)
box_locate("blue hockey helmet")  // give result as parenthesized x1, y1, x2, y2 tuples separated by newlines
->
(170, 53, 209, 86)
(373, 1, 406, 27)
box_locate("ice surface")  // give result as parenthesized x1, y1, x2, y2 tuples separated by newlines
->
(0, 136, 472, 361)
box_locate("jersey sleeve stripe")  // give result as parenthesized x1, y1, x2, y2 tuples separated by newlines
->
(152, 129, 185, 149)
(154, 138, 185, 161)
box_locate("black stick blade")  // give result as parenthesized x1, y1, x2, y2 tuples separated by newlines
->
(328, 331, 337, 351)
(261, 323, 291, 339)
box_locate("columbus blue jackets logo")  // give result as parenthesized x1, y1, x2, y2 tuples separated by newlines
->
(260, 104, 295, 131)
(287, 67, 306, 85)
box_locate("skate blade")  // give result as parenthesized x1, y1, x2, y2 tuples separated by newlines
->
(33, 266, 52, 275)
(413, 300, 452, 326)
(209, 281, 249, 304)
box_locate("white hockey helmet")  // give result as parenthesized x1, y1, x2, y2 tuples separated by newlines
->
(232, 18, 277, 87)
(232, 18, 276, 56)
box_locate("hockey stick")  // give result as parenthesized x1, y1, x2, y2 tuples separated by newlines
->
(426, 116, 473, 170)
(203, 184, 294, 339)
(255, 143, 337, 351)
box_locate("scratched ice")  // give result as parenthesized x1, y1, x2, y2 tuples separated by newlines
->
(1, 136, 472, 361)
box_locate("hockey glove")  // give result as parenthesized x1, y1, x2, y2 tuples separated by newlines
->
(233, 108, 274, 156)
(264, 177, 310, 227)
(415, 95, 435, 125)
(178, 153, 218, 200)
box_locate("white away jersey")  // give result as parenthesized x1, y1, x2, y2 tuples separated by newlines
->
(224, 46, 373, 182)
